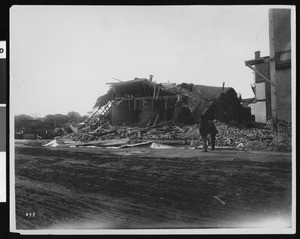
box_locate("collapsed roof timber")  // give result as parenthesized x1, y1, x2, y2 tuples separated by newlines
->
(94, 77, 252, 127)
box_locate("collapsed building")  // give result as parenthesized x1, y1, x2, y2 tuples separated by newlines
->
(93, 76, 252, 127)
(41, 76, 289, 151)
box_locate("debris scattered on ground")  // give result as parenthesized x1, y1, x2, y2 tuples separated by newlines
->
(214, 120, 276, 151)
(276, 120, 292, 151)
(149, 142, 176, 149)
(39, 113, 291, 152)
(43, 139, 60, 147)
(236, 143, 245, 150)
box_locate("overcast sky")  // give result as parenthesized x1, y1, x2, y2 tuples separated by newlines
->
(10, 5, 272, 117)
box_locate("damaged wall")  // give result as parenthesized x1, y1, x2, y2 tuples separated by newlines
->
(111, 97, 177, 127)
(111, 100, 140, 126)
(96, 78, 252, 127)
(139, 99, 160, 127)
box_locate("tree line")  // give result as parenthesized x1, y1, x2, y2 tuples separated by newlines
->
(15, 111, 89, 138)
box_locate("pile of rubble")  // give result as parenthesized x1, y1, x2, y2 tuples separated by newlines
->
(59, 118, 189, 143)
(214, 120, 274, 151)
(52, 114, 291, 151)
(213, 119, 291, 151)
(275, 120, 292, 151)
(184, 120, 275, 151)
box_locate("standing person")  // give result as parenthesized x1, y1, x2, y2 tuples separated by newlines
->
(199, 108, 218, 152)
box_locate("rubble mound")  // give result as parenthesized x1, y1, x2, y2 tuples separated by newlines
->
(54, 114, 291, 152)
(214, 120, 275, 151)
(214, 119, 291, 152)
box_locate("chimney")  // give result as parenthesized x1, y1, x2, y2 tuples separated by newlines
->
(149, 74, 153, 82)
(255, 51, 260, 59)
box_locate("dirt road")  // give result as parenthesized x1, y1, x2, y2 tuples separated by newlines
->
(14, 144, 292, 230)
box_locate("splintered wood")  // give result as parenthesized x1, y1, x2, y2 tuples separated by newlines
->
(55, 112, 291, 151)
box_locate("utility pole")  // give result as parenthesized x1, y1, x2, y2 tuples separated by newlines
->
(269, 9, 278, 145)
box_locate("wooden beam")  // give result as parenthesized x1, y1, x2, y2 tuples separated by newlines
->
(142, 83, 147, 97)
(139, 99, 143, 109)
(153, 114, 159, 126)
(147, 85, 151, 96)
(245, 57, 271, 65)
(134, 98, 137, 110)
(164, 97, 168, 121)
(164, 97, 168, 110)
(245, 62, 276, 87)
(112, 77, 122, 82)
(106, 82, 119, 85)
(151, 98, 154, 110)
(114, 95, 178, 101)
(155, 86, 161, 100)
(78, 107, 100, 129)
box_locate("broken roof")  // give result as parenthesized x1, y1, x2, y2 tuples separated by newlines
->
(93, 78, 232, 110)
(192, 84, 230, 99)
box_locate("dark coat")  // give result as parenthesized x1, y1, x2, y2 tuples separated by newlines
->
(199, 117, 218, 136)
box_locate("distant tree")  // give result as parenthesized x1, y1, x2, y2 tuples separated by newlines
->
(15, 114, 33, 121)
(15, 114, 34, 131)
(54, 114, 69, 126)
(67, 111, 82, 124)
(43, 114, 69, 129)
(42, 114, 55, 129)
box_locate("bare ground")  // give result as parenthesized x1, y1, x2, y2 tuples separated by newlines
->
(14, 144, 292, 230)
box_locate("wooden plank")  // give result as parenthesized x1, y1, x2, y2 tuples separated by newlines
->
(147, 84, 151, 96)
(142, 83, 147, 96)
(245, 56, 271, 65)
(164, 96, 168, 110)
(134, 98, 137, 110)
(153, 114, 159, 126)
(155, 86, 160, 100)
(79, 107, 100, 129)
(118, 141, 153, 148)
(133, 138, 187, 145)
(245, 62, 275, 87)
(69, 125, 78, 133)
(151, 98, 154, 110)
(65, 138, 130, 147)
(117, 95, 177, 101)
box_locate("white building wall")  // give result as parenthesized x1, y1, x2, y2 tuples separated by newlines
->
(256, 82, 266, 100)
(249, 101, 267, 123)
